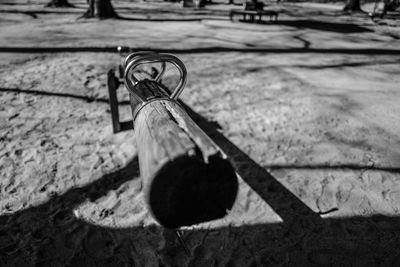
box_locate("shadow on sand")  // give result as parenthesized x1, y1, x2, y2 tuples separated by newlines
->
(0, 87, 131, 105)
(270, 19, 373, 33)
(0, 6, 227, 21)
(1, 89, 400, 265)
(116, 16, 205, 22)
(1, 46, 400, 55)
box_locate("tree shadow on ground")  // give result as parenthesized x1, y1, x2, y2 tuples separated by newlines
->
(2, 46, 400, 55)
(0, 87, 130, 105)
(240, 58, 400, 72)
(0, 10, 39, 18)
(0, 2, 29, 5)
(276, 19, 374, 33)
(117, 6, 228, 16)
(116, 16, 205, 22)
(115, 6, 228, 21)
(0, 4, 228, 21)
(374, 11, 400, 28)
(263, 163, 400, 173)
(1, 95, 400, 265)
(0, 9, 86, 18)
(380, 11, 400, 20)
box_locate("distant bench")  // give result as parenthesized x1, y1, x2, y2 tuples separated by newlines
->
(230, 9, 279, 23)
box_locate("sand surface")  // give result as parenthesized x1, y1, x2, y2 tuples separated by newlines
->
(1, 0, 400, 266)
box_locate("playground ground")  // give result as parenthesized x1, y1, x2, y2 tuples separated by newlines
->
(1, 0, 400, 266)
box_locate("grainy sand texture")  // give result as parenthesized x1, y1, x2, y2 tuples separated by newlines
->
(1, 0, 400, 266)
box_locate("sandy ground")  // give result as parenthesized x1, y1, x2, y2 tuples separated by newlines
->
(1, 0, 400, 266)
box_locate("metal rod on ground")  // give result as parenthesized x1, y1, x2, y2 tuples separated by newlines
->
(107, 69, 121, 133)
(123, 52, 238, 229)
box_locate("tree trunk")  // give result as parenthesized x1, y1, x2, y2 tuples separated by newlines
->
(343, 0, 363, 12)
(45, 0, 74, 7)
(83, 0, 118, 19)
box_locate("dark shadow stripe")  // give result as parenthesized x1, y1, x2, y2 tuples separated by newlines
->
(265, 164, 400, 173)
(1, 46, 400, 55)
(0, 87, 130, 105)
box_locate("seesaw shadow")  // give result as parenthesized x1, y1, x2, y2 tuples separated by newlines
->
(1, 99, 400, 265)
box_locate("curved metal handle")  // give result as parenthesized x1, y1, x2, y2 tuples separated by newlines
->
(124, 51, 166, 83)
(124, 53, 187, 100)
